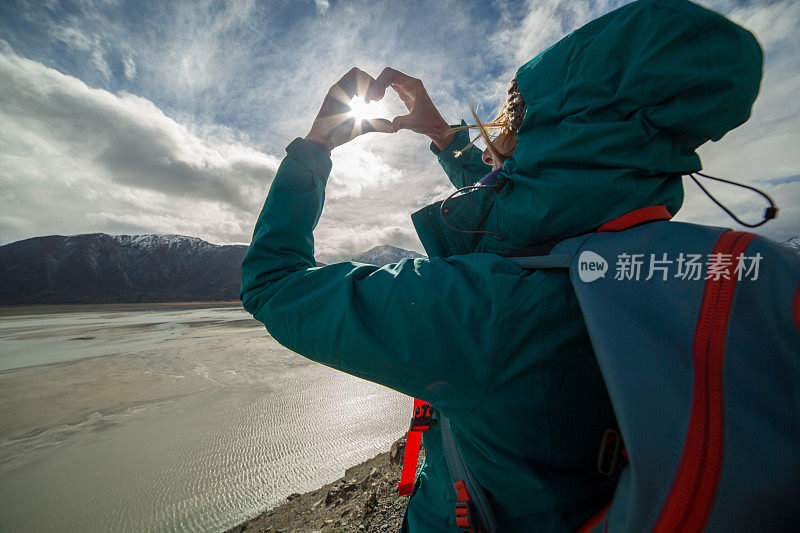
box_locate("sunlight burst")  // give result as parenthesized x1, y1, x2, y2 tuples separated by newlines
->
(348, 96, 387, 122)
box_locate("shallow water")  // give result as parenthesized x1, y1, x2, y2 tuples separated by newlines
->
(0, 305, 409, 532)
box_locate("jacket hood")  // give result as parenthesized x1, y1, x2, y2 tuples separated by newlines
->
(417, 0, 763, 257)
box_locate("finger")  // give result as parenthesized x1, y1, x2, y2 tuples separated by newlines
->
(365, 79, 386, 103)
(335, 67, 375, 99)
(368, 67, 420, 101)
(359, 118, 397, 135)
(390, 83, 414, 110)
(391, 114, 413, 131)
(374, 67, 418, 91)
(366, 67, 396, 102)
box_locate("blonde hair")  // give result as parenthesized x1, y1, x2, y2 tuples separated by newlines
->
(452, 77, 525, 163)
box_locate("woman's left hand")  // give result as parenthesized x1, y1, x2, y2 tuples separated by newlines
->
(305, 68, 396, 151)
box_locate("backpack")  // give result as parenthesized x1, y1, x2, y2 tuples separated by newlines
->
(399, 206, 800, 532)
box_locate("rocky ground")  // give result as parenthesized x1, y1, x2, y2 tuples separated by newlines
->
(227, 437, 420, 533)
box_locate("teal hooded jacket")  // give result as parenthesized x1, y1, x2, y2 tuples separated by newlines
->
(240, 1, 762, 530)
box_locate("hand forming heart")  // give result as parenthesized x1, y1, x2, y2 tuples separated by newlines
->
(304, 67, 395, 151)
(366, 67, 454, 149)
(305, 67, 454, 151)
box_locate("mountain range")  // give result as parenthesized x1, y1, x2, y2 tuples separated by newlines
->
(0, 234, 425, 305)
(2, 233, 797, 305)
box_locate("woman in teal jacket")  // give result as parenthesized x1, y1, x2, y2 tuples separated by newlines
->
(240, 0, 762, 530)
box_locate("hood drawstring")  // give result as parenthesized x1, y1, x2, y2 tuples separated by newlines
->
(440, 172, 777, 244)
(689, 172, 779, 228)
(440, 182, 506, 241)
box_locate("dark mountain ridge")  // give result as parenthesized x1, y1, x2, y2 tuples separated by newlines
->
(0, 234, 246, 304)
(0, 234, 424, 305)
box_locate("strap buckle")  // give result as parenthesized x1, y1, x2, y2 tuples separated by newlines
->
(597, 428, 622, 476)
(455, 501, 475, 532)
(454, 480, 479, 532)
(409, 402, 436, 432)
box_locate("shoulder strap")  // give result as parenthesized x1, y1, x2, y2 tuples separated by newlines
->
(509, 231, 592, 271)
(509, 206, 673, 271)
(441, 416, 497, 533)
(510, 254, 573, 269)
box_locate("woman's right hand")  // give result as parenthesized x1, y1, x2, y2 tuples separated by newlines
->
(366, 67, 455, 150)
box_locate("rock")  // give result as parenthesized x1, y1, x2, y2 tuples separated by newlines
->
(324, 490, 339, 506)
(286, 493, 300, 501)
(364, 490, 379, 513)
(389, 437, 406, 465)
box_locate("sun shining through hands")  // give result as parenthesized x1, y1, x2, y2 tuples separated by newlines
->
(348, 96, 388, 122)
(305, 67, 454, 151)
(305, 68, 396, 150)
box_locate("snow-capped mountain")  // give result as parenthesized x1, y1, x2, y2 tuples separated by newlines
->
(780, 236, 800, 255)
(0, 233, 247, 304)
(0, 235, 425, 304)
(113, 234, 216, 252)
(352, 245, 425, 266)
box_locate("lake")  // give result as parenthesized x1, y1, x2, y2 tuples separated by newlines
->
(0, 304, 409, 532)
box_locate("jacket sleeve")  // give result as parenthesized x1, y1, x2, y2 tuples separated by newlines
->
(431, 121, 491, 189)
(240, 138, 509, 410)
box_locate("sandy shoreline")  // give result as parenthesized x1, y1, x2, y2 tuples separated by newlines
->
(0, 304, 409, 531)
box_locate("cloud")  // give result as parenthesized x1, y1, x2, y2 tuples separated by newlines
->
(315, 215, 424, 263)
(313, 0, 330, 14)
(328, 137, 404, 199)
(496, 0, 615, 73)
(0, 0, 798, 261)
(0, 0, 503, 260)
(122, 55, 136, 79)
(0, 40, 279, 246)
(51, 22, 112, 80)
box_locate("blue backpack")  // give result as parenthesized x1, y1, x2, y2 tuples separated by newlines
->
(402, 206, 800, 532)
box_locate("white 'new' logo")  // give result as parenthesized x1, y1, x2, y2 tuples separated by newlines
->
(578, 251, 608, 282)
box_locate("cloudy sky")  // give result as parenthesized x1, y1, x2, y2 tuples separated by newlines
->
(0, 0, 798, 262)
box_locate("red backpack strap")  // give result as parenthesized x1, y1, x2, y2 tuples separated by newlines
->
(596, 206, 672, 233)
(398, 398, 436, 495)
(653, 230, 758, 532)
(794, 282, 800, 333)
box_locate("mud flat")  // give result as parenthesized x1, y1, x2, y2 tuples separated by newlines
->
(0, 304, 408, 532)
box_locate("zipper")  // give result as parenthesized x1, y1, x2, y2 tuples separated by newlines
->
(653, 230, 757, 532)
